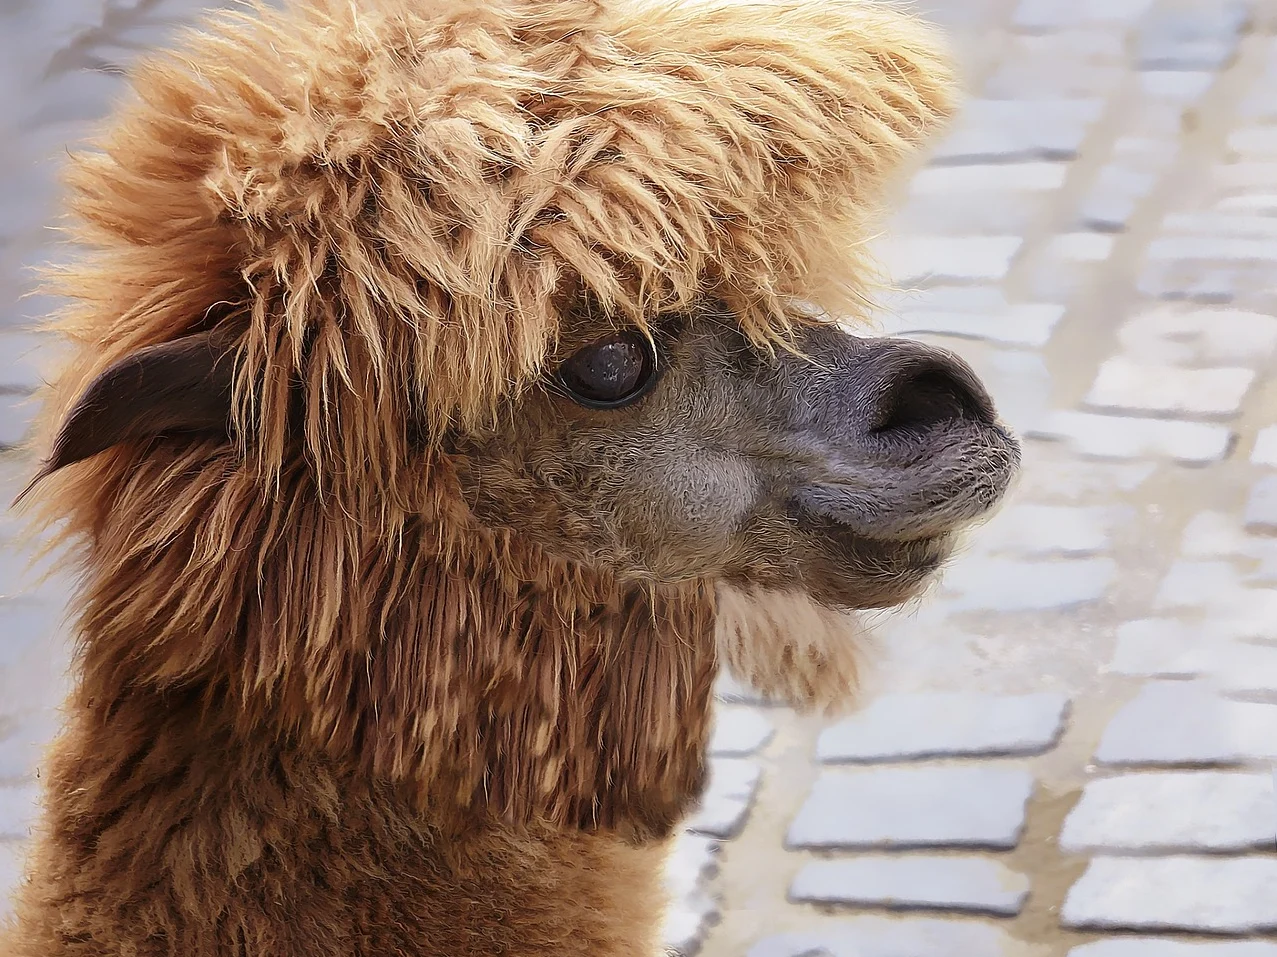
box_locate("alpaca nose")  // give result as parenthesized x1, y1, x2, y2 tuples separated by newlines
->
(860, 339, 996, 435)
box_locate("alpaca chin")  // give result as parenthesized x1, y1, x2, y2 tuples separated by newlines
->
(713, 583, 875, 715)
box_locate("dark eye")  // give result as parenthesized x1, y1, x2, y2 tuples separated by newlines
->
(555, 330, 659, 408)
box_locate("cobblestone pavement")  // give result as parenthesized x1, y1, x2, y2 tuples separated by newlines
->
(4, 0, 1277, 955)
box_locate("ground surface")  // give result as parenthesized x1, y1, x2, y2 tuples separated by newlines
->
(3, 0, 1277, 955)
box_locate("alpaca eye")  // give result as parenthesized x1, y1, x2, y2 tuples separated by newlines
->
(556, 331, 658, 408)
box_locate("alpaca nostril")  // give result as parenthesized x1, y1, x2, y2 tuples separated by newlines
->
(872, 359, 995, 435)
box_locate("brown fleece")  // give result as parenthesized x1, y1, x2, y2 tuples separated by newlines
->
(3, 0, 955, 953)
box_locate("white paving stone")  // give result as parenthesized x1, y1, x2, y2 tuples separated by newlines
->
(1229, 127, 1277, 156)
(1049, 232, 1116, 263)
(0, 784, 40, 841)
(877, 303, 1065, 349)
(910, 162, 1069, 194)
(789, 857, 1029, 916)
(662, 833, 719, 956)
(787, 767, 1034, 850)
(1106, 619, 1277, 686)
(0, 841, 26, 923)
(1181, 511, 1253, 557)
(1254, 426, 1277, 466)
(977, 504, 1118, 557)
(877, 236, 1024, 284)
(1106, 619, 1204, 677)
(1154, 560, 1243, 610)
(1095, 682, 1277, 765)
(709, 708, 775, 757)
(1147, 236, 1277, 262)
(1060, 771, 1275, 853)
(1117, 307, 1277, 365)
(1245, 476, 1277, 535)
(1071, 942, 1277, 957)
(685, 759, 760, 840)
(944, 557, 1116, 610)
(1085, 359, 1255, 418)
(1039, 411, 1232, 465)
(1062, 856, 1277, 933)
(816, 693, 1068, 763)
(748, 918, 1022, 957)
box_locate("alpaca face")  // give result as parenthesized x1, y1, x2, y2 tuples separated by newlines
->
(449, 303, 1019, 610)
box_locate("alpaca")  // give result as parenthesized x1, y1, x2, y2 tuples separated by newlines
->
(2, 0, 1018, 955)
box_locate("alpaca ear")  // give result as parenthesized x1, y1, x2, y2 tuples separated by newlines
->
(35, 329, 237, 482)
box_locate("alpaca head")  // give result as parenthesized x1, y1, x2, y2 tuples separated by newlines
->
(28, 0, 1015, 824)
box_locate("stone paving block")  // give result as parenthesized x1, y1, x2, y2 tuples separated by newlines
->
(1139, 70, 1216, 101)
(978, 504, 1118, 556)
(984, 39, 1124, 99)
(910, 162, 1068, 195)
(662, 832, 719, 956)
(1229, 127, 1277, 158)
(1244, 476, 1277, 534)
(0, 600, 68, 669)
(1254, 427, 1277, 466)
(877, 236, 1023, 285)
(1136, 1, 1250, 71)
(1071, 942, 1277, 957)
(1085, 359, 1254, 418)
(1137, 259, 1250, 302)
(748, 918, 1022, 957)
(877, 304, 1065, 349)
(1062, 856, 1277, 933)
(1014, 450, 1156, 499)
(1106, 617, 1225, 677)
(1148, 236, 1277, 262)
(892, 187, 1045, 236)
(709, 708, 775, 757)
(876, 285, 1010, 319)
(1039, 411, 1232, 465)
(1059, 771, 1275, 853)
(1193, 638, 1277, 695)
(1217, 192, 1277, 215)
(0, 710, 60, 783)
(0, 544, 77, 600)
(816, 693, 1068, 762)
(1164, 212, 1277, 239)
(943, 557, 1116, 611)
(1013, 0, 1155, 29)
(0, 394, 37, 451)
(787, 767, 1034, 850)
(930, 98, 1104, 163)
(1094, 681, 1277, 765)
(18, 66, 127, 132)
(1213, 589, 1277, 643)
(789, 857, 1030, 916)
(1048, 232, 1115, 263)
(1079, 165, 1161, 231)
(1181, 510, 1252, 556)
(0, 331, 59, 394)
(1154, 560, 1244, 610)
(686, 759, 760, 840)
(1215, 162, 1277, 192)
(0, 841, 26, 922)
(0, 784, 41, 840)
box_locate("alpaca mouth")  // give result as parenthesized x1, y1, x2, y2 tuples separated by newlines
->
(791, 419, 1021, 544)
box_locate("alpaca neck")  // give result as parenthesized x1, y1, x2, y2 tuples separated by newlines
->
(6, 680, 672, 957)
(10, 458, 716, 956)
